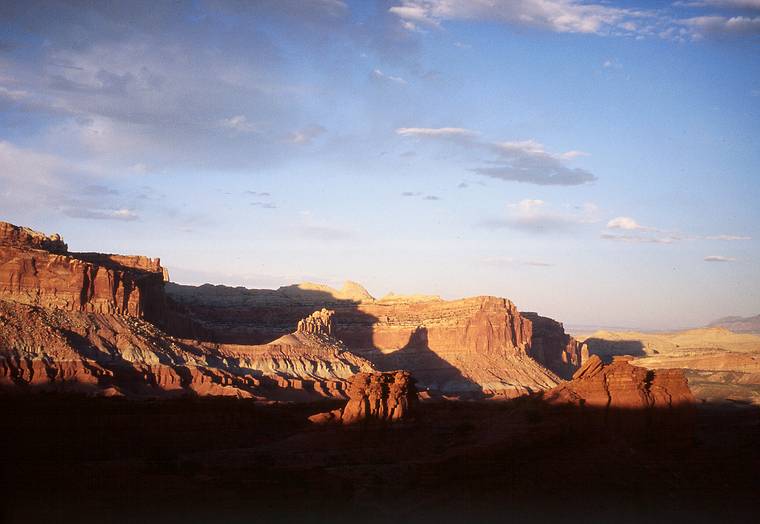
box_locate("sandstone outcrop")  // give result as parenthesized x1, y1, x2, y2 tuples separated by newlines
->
(523, 312, 582, 379)
(0, 221, 166, 323)
(545, 354, 695, 409)
(0, 295, 373, 400)
(0, 220, 580, 401)
(0, 221, 67, 253)
(309, 370, 417, 424)
(296, 308, 333, 337)
(165, 283, 577, 397)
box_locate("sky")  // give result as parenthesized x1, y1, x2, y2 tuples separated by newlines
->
(1, 0, 759, 330)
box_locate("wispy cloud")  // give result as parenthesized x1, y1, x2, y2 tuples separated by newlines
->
(483, 256, 554, 268)
(397, 127, 596, 186)
(371, 69, 408, 85)
(389, 0, 760, 40)
(219, 115, 257, 133)
(287, 124, 326, 145)
(388, 0, 646, 36)
(704, 234, 752, 240)
(62, 207, 139, 221)
(401, 191, 442, 201)
(602, 215, 752, 244)
(607, 216, 655, 231)
(396, 127, 477, 138)
(680, 15, 760, 36)
(480, 199, 599, 233)
(250, 201, 276, 209)
(600, 233, 682, 244)
(704, 255, 737, 262)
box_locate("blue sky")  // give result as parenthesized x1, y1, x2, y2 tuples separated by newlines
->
(1, 0, 758, 329)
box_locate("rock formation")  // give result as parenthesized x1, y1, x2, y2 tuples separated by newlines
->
(296, 308, 333, 337)
(0, 299, 375, 399)
(522, 312, 582, 379)
(165, 283, 578, 397)
(545, 354, 695, 409)
(309, 370, 417, 424)
(0, 221, 166, 323)
(0, 221, 68, 253)
(0, 219, 581, 401)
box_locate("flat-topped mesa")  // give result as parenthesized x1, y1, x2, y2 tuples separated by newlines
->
(0, 220, 167, 322)
(296, 308, 334, 337)
(0, 221, 68, 253)
(309, 370, 417, 424)
(164, 284, 581, 396)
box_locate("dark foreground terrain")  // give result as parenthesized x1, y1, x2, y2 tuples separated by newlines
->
(2, 395, 758, 523)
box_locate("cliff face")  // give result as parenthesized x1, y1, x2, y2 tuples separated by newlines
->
(165, 284, 580, 396)
(0, 299, 372, 399)
(0, 220, 581, 400)
(0, 221, 166, 323)
(522, 312, 583, 379)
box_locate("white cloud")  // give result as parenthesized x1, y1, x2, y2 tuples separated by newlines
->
(680, 1, 760, 9)
(704, 255, 737, 262)
(483, 256, 554, 268)
(0, 86, 29, 101)
(388, 0, 646, 36)
(560, 150, 591, 159)
(600, 233, 682, 244)
(396, 127, 478, 138)
(62, 207, 139, 221)
(287, 124, 326, 145)
(480, 199, 599, 233)
(681, 15, 760, 36)
(371, 69, 408, 85)
(607, 216, 654, 231)
(704, 234, 752, 240)
(219, 115, 257, 133)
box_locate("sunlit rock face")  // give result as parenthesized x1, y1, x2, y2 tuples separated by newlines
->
(0, 299, 377, 399)
(165, 284, 582, 397)
(0, 220, 580, 401)
(309, 370, 417, 425)
(0, 221, 167, 323)
(545, 354, 695, 409)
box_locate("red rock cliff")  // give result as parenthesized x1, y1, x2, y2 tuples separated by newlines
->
(0, 221, 166, 322)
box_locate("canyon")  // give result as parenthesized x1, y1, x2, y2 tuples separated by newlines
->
(0, 220, 582, 399)
(3, 219, 758, 523)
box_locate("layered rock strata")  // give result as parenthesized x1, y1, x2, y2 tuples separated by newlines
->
(0, 299, 373, 399)
(309, 370, 417, 424)
(165, 283, 577, 396)
(545, 354, 695, 409)
(0, 221, 166, 323)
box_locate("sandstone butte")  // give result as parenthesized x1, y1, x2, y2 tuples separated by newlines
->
(545, 354, 695, 414)
(0, 219, 681, 403)
(309, 370, 417, 425)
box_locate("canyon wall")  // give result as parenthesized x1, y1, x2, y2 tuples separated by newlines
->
(165, 283, 581, 395)
(0, 221, 166, 322)
(0, 220, 582, 399)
